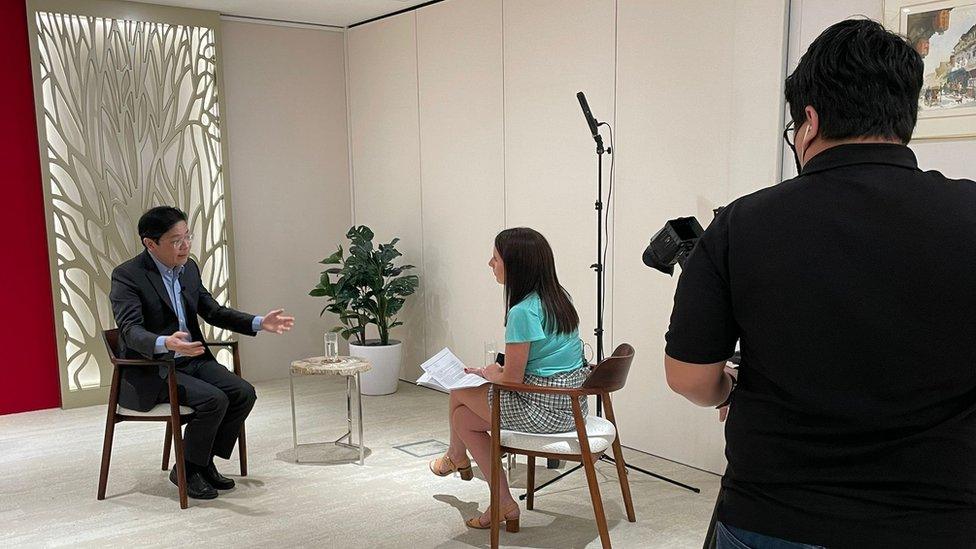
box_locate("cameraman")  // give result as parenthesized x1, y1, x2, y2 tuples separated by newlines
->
(664, 19, 976, 549)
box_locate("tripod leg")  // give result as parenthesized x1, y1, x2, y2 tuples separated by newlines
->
(519, 463, 583, 500)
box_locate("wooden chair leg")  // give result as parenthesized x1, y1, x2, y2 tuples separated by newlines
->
(171, 420, 188, 509)
(573, 398, 612, 549)
(581, 451, 611, 548)
(162, 422, 172, 471)
(603, 394, 636, 522)
(238, 423, 248, 476)
(167, 367, 189, 510)
(98, 367, 123, 501)
(97, 413, 116, 500)
(526, 456, 536, 510)
(490, 387, 502, 549)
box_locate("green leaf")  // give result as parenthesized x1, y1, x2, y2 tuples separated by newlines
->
(319, 246, 343, 264)
(309, 288, 328, 297)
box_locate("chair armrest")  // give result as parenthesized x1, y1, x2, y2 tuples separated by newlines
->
(490, 380, 593, 397)
(113, 358, 174, 367)
(205, 340, 242, 376)
(204, 340, 238, 349)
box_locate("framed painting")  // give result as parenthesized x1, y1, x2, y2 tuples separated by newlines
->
(885, 0, 976, 139)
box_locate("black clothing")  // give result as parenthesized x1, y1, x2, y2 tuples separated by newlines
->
(170, 467, 218, 500)
(109, 250, 258, 467)
(159, 357, 255, 466)
(666, 144, 976, 548)
(109, 249, 257, 411)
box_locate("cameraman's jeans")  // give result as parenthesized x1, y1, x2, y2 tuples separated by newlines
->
(716, 522, 825, 549)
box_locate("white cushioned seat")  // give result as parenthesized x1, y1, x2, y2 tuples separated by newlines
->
(117, 404, 194, 417)
(500, 415, 616, 455)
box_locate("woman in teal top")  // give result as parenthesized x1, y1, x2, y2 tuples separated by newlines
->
(429, 227, 589, 533)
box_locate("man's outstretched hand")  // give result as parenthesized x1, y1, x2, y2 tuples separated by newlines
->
(261, 309, 295, 334)
(165, 331, 205, 356)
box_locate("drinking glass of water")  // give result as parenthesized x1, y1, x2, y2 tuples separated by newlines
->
(484, 341, 497, 367)
(324, 332, 340, 363)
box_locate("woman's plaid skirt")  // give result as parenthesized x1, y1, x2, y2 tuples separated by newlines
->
(488, 366, 589, 434)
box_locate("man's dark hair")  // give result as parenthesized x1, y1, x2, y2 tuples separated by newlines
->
(137, 206, 187, 246)
(785, 19, 923, 143)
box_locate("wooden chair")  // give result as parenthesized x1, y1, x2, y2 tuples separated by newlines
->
(97, 329, 248, 509)
(489, 343, 637, 549)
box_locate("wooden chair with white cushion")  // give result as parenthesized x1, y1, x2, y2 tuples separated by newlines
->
(97, 328, 247, 509)
(488, 343, 637, 549)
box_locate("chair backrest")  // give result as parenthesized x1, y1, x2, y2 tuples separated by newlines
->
(102, 328, 120, 363)
(582, 343, 634, 393)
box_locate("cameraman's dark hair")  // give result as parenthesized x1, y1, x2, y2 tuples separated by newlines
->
(784, 19, 923, 143)
(495, 227, 579, 335)
(138, 206, 187, 247)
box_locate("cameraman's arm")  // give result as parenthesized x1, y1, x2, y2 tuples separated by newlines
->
(663, 207, 738, 407)
(665, 355, 731, 407)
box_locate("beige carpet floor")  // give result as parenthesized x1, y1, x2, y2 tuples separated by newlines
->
(0, 377, 721, 548)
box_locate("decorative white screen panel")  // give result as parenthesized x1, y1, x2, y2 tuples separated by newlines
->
(34, 10, 232, 399)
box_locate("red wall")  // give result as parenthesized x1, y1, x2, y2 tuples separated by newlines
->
(1, 0, 61, 414)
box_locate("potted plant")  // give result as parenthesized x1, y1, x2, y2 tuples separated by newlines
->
(309, 226, 419, 395)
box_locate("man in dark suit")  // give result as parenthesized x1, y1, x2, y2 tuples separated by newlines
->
(110, 206, 294, 500)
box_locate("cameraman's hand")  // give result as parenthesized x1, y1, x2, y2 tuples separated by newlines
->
(718, 365, 738, 422)
(165, 331, 204, 357)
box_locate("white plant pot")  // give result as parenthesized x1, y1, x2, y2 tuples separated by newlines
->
(349, 339, 402, 396)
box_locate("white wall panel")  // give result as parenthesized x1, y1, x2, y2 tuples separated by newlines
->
(612, 0, 788, 473)
(502, 0, 616, 364)
(345, 0, 791, 473)
(347, 14, 426, 379)
(417, 0, 506, 367)
(223, 21, 352, 382)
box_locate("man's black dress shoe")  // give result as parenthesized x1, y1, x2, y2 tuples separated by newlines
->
(169, 467, 218, 499)
(201, 462, 235, 490)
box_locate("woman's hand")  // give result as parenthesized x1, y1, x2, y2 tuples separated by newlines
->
(464, 363, 504, 381)
(482, 363, 504, 382)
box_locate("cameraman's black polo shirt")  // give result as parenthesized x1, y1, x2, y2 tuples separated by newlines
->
(666, 144, 976, 548)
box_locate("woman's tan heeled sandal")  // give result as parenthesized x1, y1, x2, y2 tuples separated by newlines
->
(428, 454, 473, 481)
(465, 502, 520, 533)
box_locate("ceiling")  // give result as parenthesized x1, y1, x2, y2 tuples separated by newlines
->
(127, 0, 433, 28)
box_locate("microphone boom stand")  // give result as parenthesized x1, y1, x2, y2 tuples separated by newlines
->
(520, 100, 700, 500)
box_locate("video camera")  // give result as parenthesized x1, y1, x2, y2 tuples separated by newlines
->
(642, 208, 724, 275)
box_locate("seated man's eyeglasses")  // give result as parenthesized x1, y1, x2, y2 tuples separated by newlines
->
(160, 234, 193, 248)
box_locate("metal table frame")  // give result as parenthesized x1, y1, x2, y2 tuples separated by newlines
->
(289, 370, 365, 465)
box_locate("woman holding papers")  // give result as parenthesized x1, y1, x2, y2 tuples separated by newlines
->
(429, 227, 588, 533)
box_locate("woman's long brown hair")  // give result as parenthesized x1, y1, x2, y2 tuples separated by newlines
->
(495, 228, 579, 335)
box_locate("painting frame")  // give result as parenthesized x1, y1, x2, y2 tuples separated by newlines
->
(885, 0, 976, 140)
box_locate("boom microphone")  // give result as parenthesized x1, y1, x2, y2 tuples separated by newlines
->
(576, 91, 603, 146)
